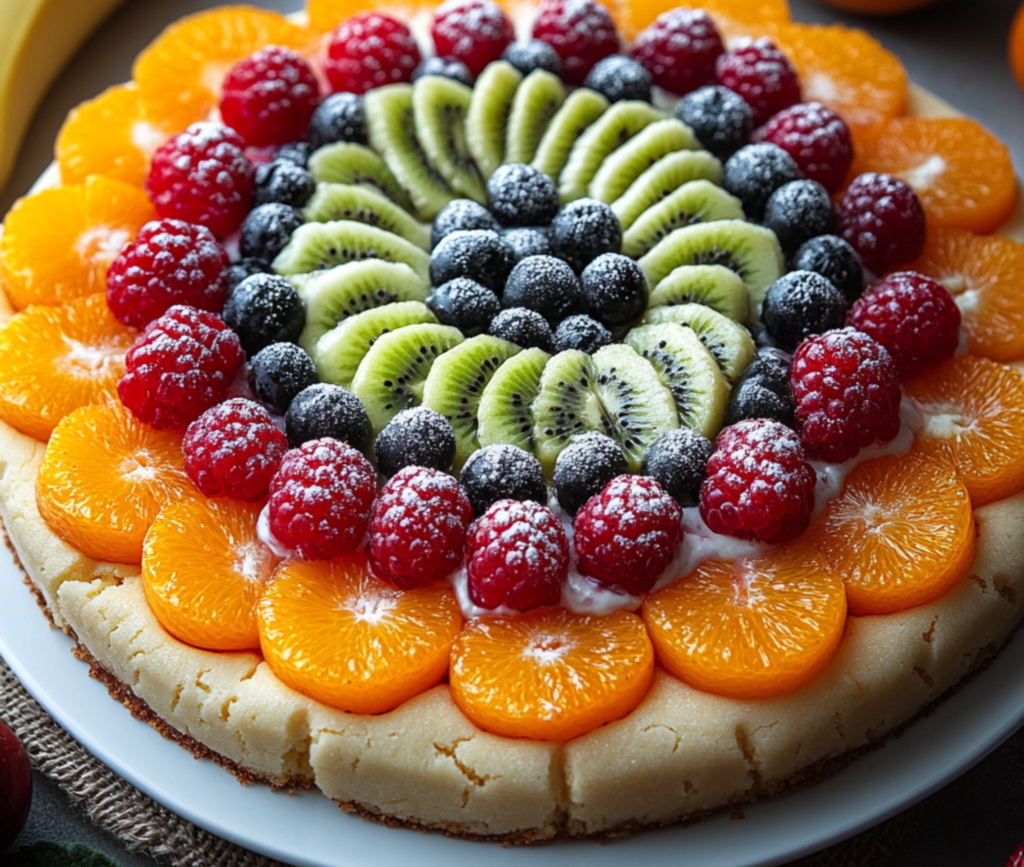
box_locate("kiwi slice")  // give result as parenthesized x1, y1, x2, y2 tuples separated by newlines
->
(531, 88, 609, 184)
(303, 183, 431, 250)
(505, 70, 565, 165)
(477, 347, 551, 454)
(611, 150, 723, 232)
(364, 83, 454, 221)
(625, 323, 729, 440)
(466, 61, 522, 180)
(421, 335, 522, 470)
(647, 264, 750, 323)
(413, 75, 487, 204)
(307, 142, 414, 213)
(589, 118, 699, 205)
(642, 303, 756, 384)
(313, 300, 438, 387)
(621, 179, 744, 258)
(350, 323, 466, 437)
(531, 344, 677, 476)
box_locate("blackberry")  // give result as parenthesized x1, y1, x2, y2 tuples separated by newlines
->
(251, 342, 318, 415)
(223, 273, 305, 356)
(552, 314, 612, 354)
(501, 39, 562, 76)
(239, 203, 304, 264)
(426, 277, 501, 335)
(583, 55, 651, 103)
(307, 92, 367, 149)
(412, 55, 474, 86)
(487, 163, 560, 228)
(284, 383, 371, 451)
(764, 179, 836, 255)
(553, 432, 628, 516)
(640, 428, 713, 507)
(581, 252, 648, 328)
(254, 159, 316, 208)
(222, 258, 267, 294)
(502, 226, 552, 262)
(722, 143, 802, 222)
(274, 141, 311, 167)
(676, 85, 753, 160)
(503, 255, 583, 321)
(460, 443, 547, 517)
(431, 200, 501, 249)
(792, 234, 864, 304)
(487, 307, 554, 351)
(429, 229, 516, 295)
(762, 270, 848, 351)
(550, 198, 622, 273)
(373, 406, 458, 476)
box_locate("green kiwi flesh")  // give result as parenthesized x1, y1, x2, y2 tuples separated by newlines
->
(477, 347, 551, 454)
(611, 150, 723, 232)
(413, 75, 487, 204)
(531, 88, 609, 183)
(588, 118, 699, 204)
(647, 264, 750, 323)
(466, 61, 522, 180)
(307, 142, 414, 212)
(303, 183, 431, 250)
(505, 70, 566, 165)
(642, 302, 756, 384)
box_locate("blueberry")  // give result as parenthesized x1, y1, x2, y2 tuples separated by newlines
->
(792, 235, 864, 304)
(412, 56, 474, 86)
(552, 314, 613, 354)
(275, 141, 312, 167)
(503, 256, 583, 321)
(431, 200, 501, 250)
(583, 55, 651, 103)
(250, 342, 318, 415)
(739, 351, 792, 399)
(550, 198, 622, 273)
(285, 383, 371, 451)
(374, 406, 457, 476)
(223, 274, 305, 356)
(502, 226, 552, 262)
(764, 180, 836, 255)
(641, 428, 713, 508)
(460, 444, 547, 517)
(501, 40, 562, 76)
(762, 270, 848, 351)
(222, 258, 267, 294)
(581, 252, 648, 328)
(427, 277, 501, 335)
(487, 164, 560, 228)
(722, 143, 802, 222)
(677, 86, 753, 160)
(308, 92, 367, 149)
(725, 380, 794, 428)
(240, 203, 304, 264)
(430, 229, 516, 295)
(488, 307, 554, 351)
(254, 159, 316, 208)
(553, 432, 628, 516)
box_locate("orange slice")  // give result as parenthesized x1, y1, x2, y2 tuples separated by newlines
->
(852, 117, 1016, 235)
(642, 544, 847, 700)
(810, 452, 975, 616)
(36, 404, 191, 565)
(143, 498, 277, 651)
(258, 553, 462, 714)
(611, 0, 791, 43)
(0, 293, 135, 442)
(903, 354, 1024, 507)
(1010, 0, 1024, 95)
(449, 608, 654, 742)
(0, 176, 156, 311)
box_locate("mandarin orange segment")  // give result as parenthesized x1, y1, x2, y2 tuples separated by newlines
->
(0, 293, 135, 442)
(0, 176, 156, 310)
(642, 544, 847, 700)
(809, 452, 975, 616)
(308, 0, 443, 34)
(611, 0, 790, 43)
(258, 553, 462, 714)
(143, 498, 277, 651)
(904, 354, 1024, 507)
(853, 117, 1016, 235)
(449, 608, 654, 742)
(36, 404, 191, 565)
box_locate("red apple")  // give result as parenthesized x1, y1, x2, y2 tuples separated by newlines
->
(0, 719, 32, 853)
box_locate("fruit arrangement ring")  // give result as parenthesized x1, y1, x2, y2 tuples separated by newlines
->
(2, 0, 1024, 843)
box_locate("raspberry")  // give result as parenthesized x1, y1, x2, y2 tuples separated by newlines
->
(847, 271, 961, 379)
(219, 46, 320, 148)
(118, 305, 244, 431)
(573, 475, 682, 595)
(699, 420, 816, 544)
(752, 102, 853, 194)
(715, 38, 802, 127)
(268, 438, 376, 560)
(324, 13, 421, 95)
(146, 123, 255, 238)
(629, 8, 724, 97)
(790, 327, 902, 463)
(369, 466, 474, 589)
(431, 0, 515, 78)
(531, 0, 619, 86)
(105, 219, 228, 328)
(465, 499, 568, 610)
(183, 398, 289, 501)
(836, 172, 927, 274)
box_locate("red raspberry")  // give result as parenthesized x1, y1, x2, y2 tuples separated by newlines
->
(146, 123, 255, 238)
(573, 475, 682, 595)
(628, 8, 724, 97)
(791, 327, 902, 464)
(432, 0, 514, 78)
(183, 398, 288, 501)
(105, 219, 228, 328)
(268, 438, 376, 560)
(219, 46, 320, 148)
(118, 305, 244, 431)
(836, 172, 926, 274)
(531, 0, 620, 86)
(715, 38, 802, 127)
(752, 102, 853, 194)
(465, 499, 568, 610)
(369, 466, 474, 589)
(847, 271, 961, 379)
(324, 13, 421, 95)
(699, 420, 816, 544)
(1007, 841, 1024, 867)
